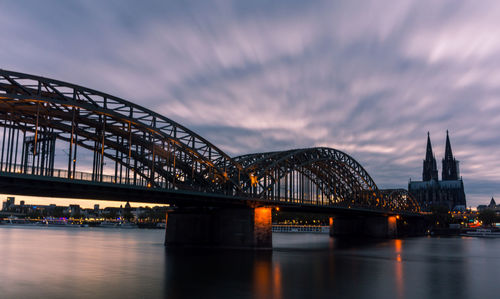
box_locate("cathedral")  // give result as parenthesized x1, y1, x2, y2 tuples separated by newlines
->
(408, 131, 467, 211)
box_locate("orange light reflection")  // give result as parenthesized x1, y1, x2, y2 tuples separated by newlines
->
(273, 262, 282, 299)
(394, 239, 404, 299)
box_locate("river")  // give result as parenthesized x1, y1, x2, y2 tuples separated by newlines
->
(0, 226, 499, 299)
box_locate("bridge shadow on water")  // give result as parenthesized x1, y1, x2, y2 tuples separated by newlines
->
(161, 235, 407, 299)
(159, 234, 493, 299)
(163, 248, 273, 299)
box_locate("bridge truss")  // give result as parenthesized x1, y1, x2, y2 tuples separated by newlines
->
(0, 69, 419, 213)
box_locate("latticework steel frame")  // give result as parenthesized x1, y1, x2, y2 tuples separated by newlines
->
(233, 148, 420, 212)
(0, 69, 420, 213)
(0, 69, 242, 194)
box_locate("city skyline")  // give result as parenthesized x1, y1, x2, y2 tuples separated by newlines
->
(2, 0, 500, 206)
(0, 195, 167, 209)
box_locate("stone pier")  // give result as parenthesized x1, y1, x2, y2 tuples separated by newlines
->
(165, 206, 272, 249)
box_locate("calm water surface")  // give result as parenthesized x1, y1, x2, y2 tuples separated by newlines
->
(0, 226, 499, 299)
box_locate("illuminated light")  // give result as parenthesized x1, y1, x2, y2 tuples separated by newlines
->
(249, 173, 258, 187)
(329, 217, 334, 226)
(396, 215, 400, 220)
(275, 207, 280, 212)
(272, 263, 282, 299)
(254, 207, 271, 234)
(73, 159, 76, 162)
(147, 183, 151, 188)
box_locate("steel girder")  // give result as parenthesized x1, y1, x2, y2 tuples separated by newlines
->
(0, 69, 242, 194)
(234, 148, 377, 190)
(379, 189, 421, 213)
(233, 148, 420, 212)
(233, 147, 377, 201)
(0, 69, 420, 213)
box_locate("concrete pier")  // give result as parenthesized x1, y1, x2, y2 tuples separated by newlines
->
(165, 206, 272, 249)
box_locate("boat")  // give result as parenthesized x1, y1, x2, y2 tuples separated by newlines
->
(461, 228, 500, 238)
(98, 221, 118, 228)
(98, 221, 137, 228)
(272, 225, 329, 234)
(116, 222, 137, 229)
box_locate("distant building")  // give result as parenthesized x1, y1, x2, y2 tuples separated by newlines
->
(477, 197, 500, 213)
(2, 197, 15, 211)
(69, 204, 81, 217)
(409, 131, 467, 211)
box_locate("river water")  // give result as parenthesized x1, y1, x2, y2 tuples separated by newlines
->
(0, 226, 499, 299)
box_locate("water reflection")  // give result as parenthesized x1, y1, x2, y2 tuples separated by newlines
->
(1, 227, 500, 299)
(272, 261, 282, 299)
(394, 239, 404, 299)
(424, 237, 468, 299)
(253, 257, 272, 299)
(163, 248, 273, 298)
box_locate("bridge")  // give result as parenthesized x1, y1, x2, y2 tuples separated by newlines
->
(0, 69, 423, 248)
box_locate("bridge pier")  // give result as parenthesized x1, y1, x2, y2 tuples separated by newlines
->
(329, 215, 398, 238)
(165, 206, 272, 249)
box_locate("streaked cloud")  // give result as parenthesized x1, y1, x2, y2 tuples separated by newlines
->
(1, 0, 500, 206)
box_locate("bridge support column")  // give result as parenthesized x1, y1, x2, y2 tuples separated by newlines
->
(330, 215, 398, 238)
(165, 206, 272, 249)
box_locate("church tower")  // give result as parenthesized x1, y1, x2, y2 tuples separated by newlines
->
(410, 131, 466, 211)
(442, 130, 459, 180)
(422, 132, 438, 181)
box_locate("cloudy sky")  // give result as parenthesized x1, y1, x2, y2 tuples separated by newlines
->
(1, 0, 500, 207)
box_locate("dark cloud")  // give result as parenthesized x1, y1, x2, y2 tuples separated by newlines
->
(1, 0, 500, 206)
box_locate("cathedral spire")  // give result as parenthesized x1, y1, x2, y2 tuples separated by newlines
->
(444, 130, 454, 161)
(423, 132, 438, 181)
(425, 132, 434, 161)
(442, 130, 459, 180)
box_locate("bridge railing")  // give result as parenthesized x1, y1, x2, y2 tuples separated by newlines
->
(0, 162, 165, 188)
(0, 162, 420, 213)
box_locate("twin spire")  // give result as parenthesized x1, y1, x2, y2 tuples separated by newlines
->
(444, 130, 454, 162)
(423, 132, 438, 181)
(423, 131, 459, 181)
(425, 132, 434, 161)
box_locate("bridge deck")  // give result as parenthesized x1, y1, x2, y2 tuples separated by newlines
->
(0, 171, 421, 217)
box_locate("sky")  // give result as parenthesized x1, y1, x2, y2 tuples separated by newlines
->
(1, 0, 500, 208)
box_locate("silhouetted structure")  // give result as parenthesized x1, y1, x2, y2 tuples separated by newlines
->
(409, 132, 466, 211)
(0, 69, 425, 247)
(477, 197, 500, 213)
(442, 131, 459, 180)
(422, 132, 438, 181)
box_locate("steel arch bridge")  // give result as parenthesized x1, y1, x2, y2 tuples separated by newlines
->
(232, 148, 419, 212)
(0, 69, 420, 214)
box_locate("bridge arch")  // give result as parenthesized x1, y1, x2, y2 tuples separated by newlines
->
(233, 148, 377, 206)
(0, 69, 420, 214)
(233, 148, 420, 212)
(0, 69, 242, 194)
